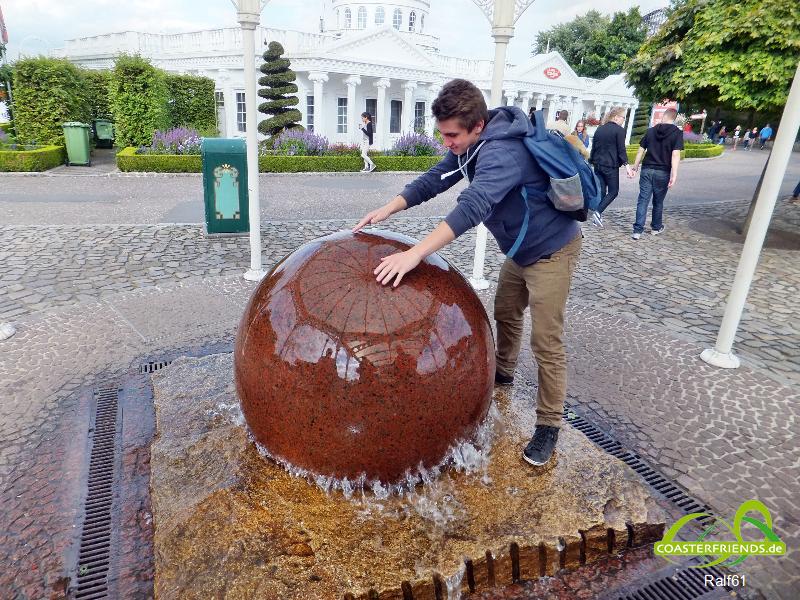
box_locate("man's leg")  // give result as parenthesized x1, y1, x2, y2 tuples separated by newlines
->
(793, 180, 800, 198)
(650, 170, 670, 232)
(494, 258, 529, 381)
(633, 168, 654, 235)
(596, 166, 620, 214)
(525, 234, 582, 429)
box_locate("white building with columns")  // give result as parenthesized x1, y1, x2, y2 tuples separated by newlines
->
(54, 0, 639, 148)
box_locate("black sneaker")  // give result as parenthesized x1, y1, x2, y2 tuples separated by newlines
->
(522, 425, 560, 466)
(494, 370, 514, 386)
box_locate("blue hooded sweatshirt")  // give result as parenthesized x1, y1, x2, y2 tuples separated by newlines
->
(399, 106, 580, 266)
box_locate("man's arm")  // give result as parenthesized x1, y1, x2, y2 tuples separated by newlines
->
(631, 147, 645, 173)
(352, 195, 408, 232)
(669, 150, 681, 187)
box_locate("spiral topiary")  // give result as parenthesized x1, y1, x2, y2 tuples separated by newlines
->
(257, 41, 303, 137)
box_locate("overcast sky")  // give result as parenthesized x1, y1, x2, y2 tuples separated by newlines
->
(1, 0, 666, 65)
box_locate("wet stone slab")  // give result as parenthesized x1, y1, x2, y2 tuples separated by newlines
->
(150, 353, 665, 600)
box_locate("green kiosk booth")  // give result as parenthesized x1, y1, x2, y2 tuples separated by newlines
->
(201, 138, 250, 235)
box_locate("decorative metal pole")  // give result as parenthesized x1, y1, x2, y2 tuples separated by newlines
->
(234, 0, 270, 281)
(700, 61, 800, 369)
(468, 0, 536, 290)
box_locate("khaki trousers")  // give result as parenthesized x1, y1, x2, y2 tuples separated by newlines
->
(494, 234, 582, 428)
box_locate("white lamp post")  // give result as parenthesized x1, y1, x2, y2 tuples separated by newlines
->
(231, 0, 269, 281)
(468, 0, 536, 290)
(700, 61, 800, 369)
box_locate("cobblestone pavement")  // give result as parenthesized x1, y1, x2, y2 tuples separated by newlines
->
(1, 198, 798, 598)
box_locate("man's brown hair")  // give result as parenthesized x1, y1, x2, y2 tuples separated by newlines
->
(662, 108, 678, 121)
(432, 79, 489, 131)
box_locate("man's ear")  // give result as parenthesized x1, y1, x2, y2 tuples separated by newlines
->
(473, 119, 485, 134)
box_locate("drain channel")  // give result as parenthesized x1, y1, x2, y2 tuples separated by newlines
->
(73, 386, 120, 599)
(564, 407, 715, 524)
(608, 562, 732, 599)
(139, 360, 173, 374)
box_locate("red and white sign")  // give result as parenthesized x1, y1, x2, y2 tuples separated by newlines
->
(0, 6, 8, 45)
(650, 100, 679, 126)
(543, 67, 561, 80)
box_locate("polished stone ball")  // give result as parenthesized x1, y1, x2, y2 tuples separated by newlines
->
(234, 230, 495, 484)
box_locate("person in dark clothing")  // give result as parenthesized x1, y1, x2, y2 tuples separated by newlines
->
(354, 79, 582, 467)
(588, 107, 633, 227)
(629, 108, 684, 239)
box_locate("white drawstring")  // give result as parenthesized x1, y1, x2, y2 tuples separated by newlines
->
(440, 140, 486, 180)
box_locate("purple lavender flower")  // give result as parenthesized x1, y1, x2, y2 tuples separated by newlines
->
(390, 132, 445, 156)
(272, 129, 329, 156)
(142, 127, 203, 155)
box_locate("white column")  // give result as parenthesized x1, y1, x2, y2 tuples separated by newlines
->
(535, 93, 545, 111)
(701, 61, 800, 369)
(520, 92, 532, 116)
(220, 73, 236, 139)
(504, 90, 518, 108)
(425, 84, 441, 136)
(309, 71, 328, 138)
(572, 96, 583, 122)
(237, 1, 266, 281)
(345, 75, 361, 142)
(545, 95, 557, 123)
(375, 77, 391, 149)
(625, 103, 636, 145)
(402, 81, 417, 132)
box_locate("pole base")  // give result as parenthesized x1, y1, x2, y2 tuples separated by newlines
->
(469, 277, 491, 291)
(700, 348, 740, 369)
(243, 269, 267, 282)
(0, 323, 16, 341)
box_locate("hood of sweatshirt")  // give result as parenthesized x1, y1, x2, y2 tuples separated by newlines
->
(654, 122, 679, 140)
(479, 106, 533, 141)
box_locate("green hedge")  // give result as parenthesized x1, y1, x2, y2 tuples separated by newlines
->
(0, 145, 66, 172)
(82, 69, 112, 120)
(109, 55, 170, 148)
(0, 123, 11, 134)
(117, 148, 443, 173)
(12, 58, 90, 145)
(165, 74, 216, 135)
(625, 143, 723, 163)
(116, 146, 200, 172)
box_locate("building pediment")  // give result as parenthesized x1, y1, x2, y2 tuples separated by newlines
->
(509, 52, 584, 90)
(585, 73, 635, 97)
(315, 26, 437, 70)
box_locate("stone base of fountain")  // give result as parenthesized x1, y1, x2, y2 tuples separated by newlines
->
(150, 354, 665, 599)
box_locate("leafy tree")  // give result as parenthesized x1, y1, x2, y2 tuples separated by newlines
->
(108, 54, 169, 147)
(533, 8, 647, 79)
(12, 57, 90, 145)
(258, 41, 302, 137)
(626, 0, 800, 112)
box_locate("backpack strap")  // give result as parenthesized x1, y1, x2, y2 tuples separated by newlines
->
(532, 110, 549, 141)
(507, 187, 530, 259)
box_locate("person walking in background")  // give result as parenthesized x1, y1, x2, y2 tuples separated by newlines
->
(629, 108, 684, 240)
(718, 124, 727, 145)
(759, 124, 773, 150)
(747, 127, 759, 151)
(588, 107, 634, 227)
(358, 112, 376, 172)
(732, 125, 742, 151)
(708, 121, 720, 144)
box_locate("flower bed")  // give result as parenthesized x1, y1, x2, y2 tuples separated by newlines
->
(116, 147, 443, 173)
(0, 145, 66, 172)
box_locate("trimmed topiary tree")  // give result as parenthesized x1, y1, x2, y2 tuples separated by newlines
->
(165, 74, 217, 136)
(12, 57, 90, 145)
(108, 54, 170, 148)
(257, 41, 302, 137)
(631, 103, 650, 143)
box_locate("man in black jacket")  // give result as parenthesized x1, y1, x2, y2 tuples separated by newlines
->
(629, 108, 684, 239)
(588, 107, 633, 227)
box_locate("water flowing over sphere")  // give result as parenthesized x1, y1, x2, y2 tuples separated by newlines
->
(234, 230, 495, 484)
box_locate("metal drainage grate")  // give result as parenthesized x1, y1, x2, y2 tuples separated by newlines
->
(564, 407, 715, 526)
(139, 360, 173, 374)
(610, 563, 732, 599)
(73, 386, 120, 599)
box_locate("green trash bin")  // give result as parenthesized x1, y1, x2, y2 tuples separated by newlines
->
(93, 119, 114, 149)
(201, 138, 249, 234)
(62, 122, 91, 166)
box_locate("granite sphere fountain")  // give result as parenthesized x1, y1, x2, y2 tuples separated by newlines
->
(234, 229, 495, 484)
